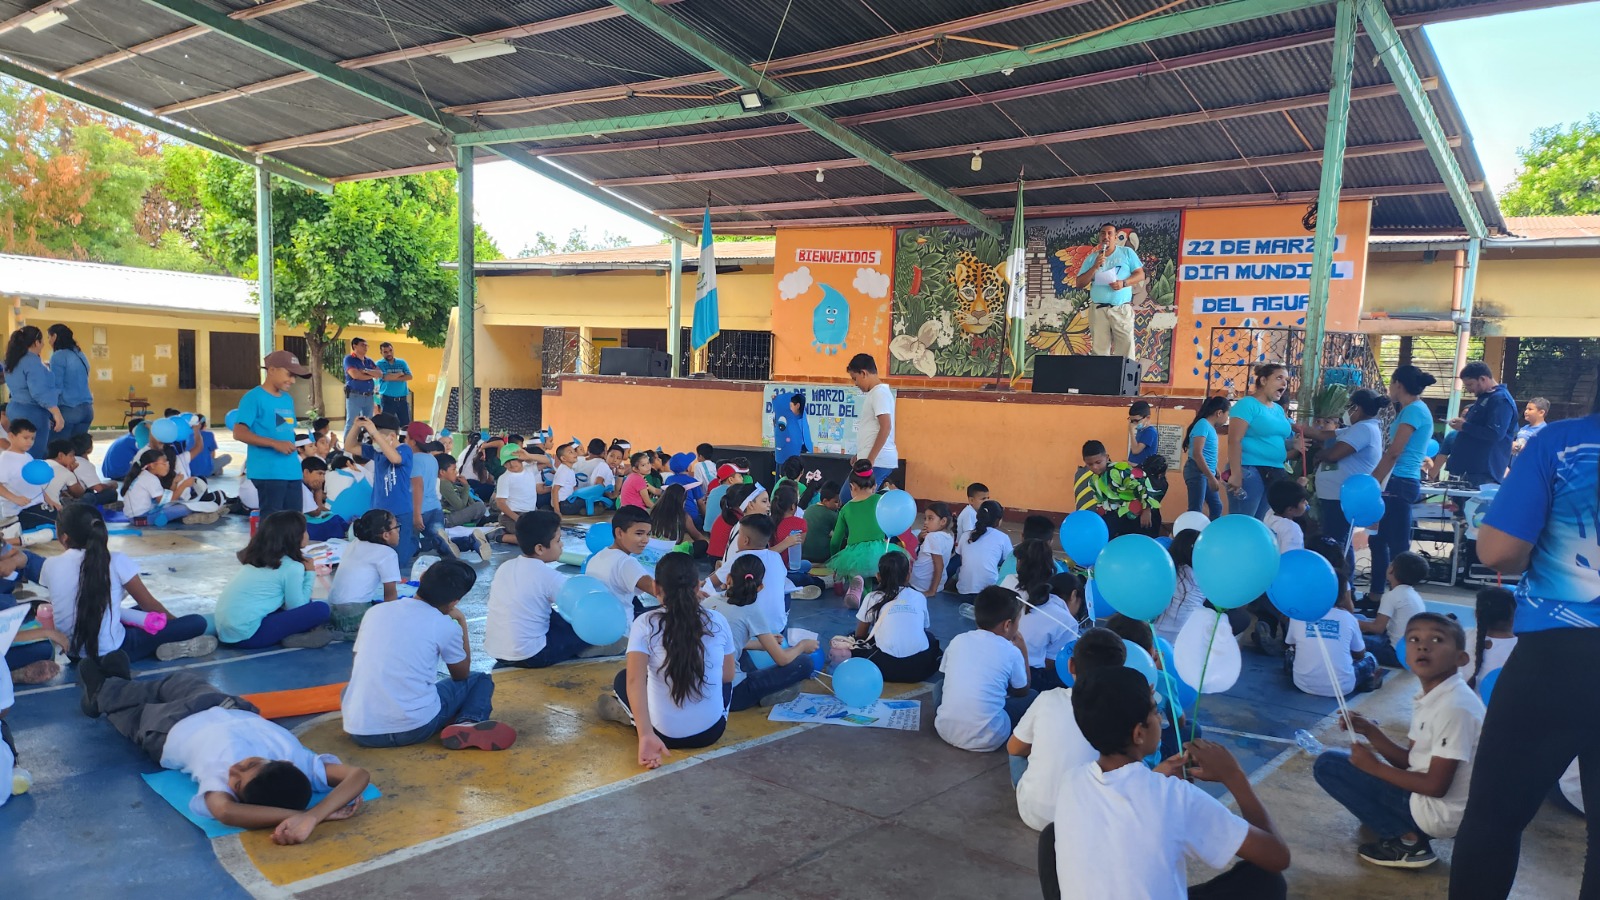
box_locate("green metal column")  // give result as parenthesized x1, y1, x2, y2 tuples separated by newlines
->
(1444, 237, 1482, 423)
(255, 165, 275, 360)
(456, 147, 477, 431)
(668, 239, 684, 377)
(1295, 0, 1356, 417)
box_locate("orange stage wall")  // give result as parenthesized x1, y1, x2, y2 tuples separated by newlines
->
(771, 226, 896, 380)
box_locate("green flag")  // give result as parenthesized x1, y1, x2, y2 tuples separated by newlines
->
(1004, 180, 1028, 382)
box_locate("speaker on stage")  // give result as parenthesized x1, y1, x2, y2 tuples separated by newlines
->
(599, 347, 671, 377)
(1032, 355, 1140, 396)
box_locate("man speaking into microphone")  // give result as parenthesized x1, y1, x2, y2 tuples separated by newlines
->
(1072, 222, 1146, 358)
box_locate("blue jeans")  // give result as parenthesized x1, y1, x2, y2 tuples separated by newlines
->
(872, 466, 894, 486)
(380, 395, 410, 425)
(1317, 497, 1356, 576)
(344, 392, 375, 427)
(1364, 633, 1401, 668)
(1010, 754, 1029, 787)
(251, 478, 301, 520)
(0, 550, 46, 598)
(1314, 750, 1424, 840)
(1368, 476, 1421, 601)
(418, 508, 459, 561)
(729, 654, 814, 711)
(1229, 465, 1279, 520)
(395, 517, 417, 572)
(222, 601, 331, 649)
(496, 611, 592, 668)
(119, 613, 209, 662)
(1183, 459, 1222, 519)
(306, 515, 348, 542)
(349, 673, 497, 747)
(6, 401, 52, 458)
(58, 402, 93, 439)
(787, 560, 825, 590)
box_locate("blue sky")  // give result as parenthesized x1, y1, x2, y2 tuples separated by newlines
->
(471, 2, 1600, 252)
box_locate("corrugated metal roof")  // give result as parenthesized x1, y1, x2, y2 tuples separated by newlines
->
(467, 239, 776, 270)
(0, 253, 258, 316)
(1504, 216, 1600, 238)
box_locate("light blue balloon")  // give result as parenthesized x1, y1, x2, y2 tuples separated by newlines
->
(1479, 668, 1500, 706)
(1193, 515, 1280, 610)
(557, 574, 609, 614)
(133, 422, 150, 448)
(832, 657, 884, 708)
(224, 408, 241, 430)
(875, 489, 916, 536)
(1156, 535, 1172, 549)
(1085, 578, 1103, 621)
(1425, 438, 1441, 458)
(1340, 474, 1384, 529)
(1059, 510, 1108, 567)
(150, 417, 181, 444)
(1054, 639, 1078, 687)
(21, 460, 52, 486)
(1268, 548, 1338, 621)
(1123, 639, 1158, 687)
(1094, 534, 1178, 621)
(584, 523, 613, 554)
(568, 589, 628, 645)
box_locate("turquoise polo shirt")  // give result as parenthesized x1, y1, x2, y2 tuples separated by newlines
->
(1076, 245, 1144, 306)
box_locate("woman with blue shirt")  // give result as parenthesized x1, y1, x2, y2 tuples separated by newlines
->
(47, 325, 92, 440)
(1452, 398, 1600, 896)
(1182, 396, 1230, 519)
(3, 325, 63, 459)
(1367, 366, 1437, 604)
(1305, 388, 1390, 572)
(1226, 363, 1300, 519)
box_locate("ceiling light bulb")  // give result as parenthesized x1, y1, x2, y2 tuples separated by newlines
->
(970, 149, 983, 172)
(1001, 67, 1015, 76)
(426, 141, 437, 153)
(815, 168, 825, 183)
(22, 10, 67, 32)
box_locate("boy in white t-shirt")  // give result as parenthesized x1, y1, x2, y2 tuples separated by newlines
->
(1313, 612, 1484, 869)
(946, 482, 989, 590)
(80, 663, 370, 842)
(708, 513, 791, 634)
(1042, 667, 1289, 900)
(493, 446, 549, 544)
(1262, 480, 1308, 553)
(586, 505, 658, 617)
(342, 560, 516, 751)
(1285, 593, 1385, 698)
(1360, 552, 1429, 668)
(935, 586, 1033, 752)
(1008, 627, 1125, 831)
(549, 443, 585, 517)
(487, 511, 621, 667)
(0, 420, 59, 530)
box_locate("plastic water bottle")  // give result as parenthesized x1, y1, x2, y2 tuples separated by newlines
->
(1293, 729, 1324, 756)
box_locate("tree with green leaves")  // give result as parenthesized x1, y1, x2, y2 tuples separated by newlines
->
(1500, 114, 1600, 216)
(518, 226, 635, 257)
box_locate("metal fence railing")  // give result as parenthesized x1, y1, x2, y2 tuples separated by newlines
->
(1204, 326, 1381, 410)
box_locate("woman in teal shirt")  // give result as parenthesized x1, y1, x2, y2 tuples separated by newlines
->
(1367, 365, 1438, 604)
(1226, 363, 1299, 519)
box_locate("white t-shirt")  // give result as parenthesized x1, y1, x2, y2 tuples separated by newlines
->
(588, 460, 615, 488)
(302, 482, 320, 515)
(955, 528, 1012, 595)
(627, 607, 736, 739)
(45, 459, 76, 504)
(551, 464, 578, 505)
(1407, 674, 1485, 838)
(1016, 595, 1079, 669)
(1285, 609, 1365, 696)
(1053, 760, 1250, 900)
(1464, 631, 1518, 699)
(702, 596, 768, 689)
(857, 588, 931, 657)
(496, 468, 544, 514)
(855, 383, 897, 468)
(0, 450, 42, 517)
(41, 548, 141, 656)
(935, 629, 1028, 751)
(1263, 511, 1304, 553)
(122, 470, 166, 519)
(910, 530, 953, 594)
(343, 597, 466, 736)
(1378, 584, 1427, 648)
(74, 455, 102, 488)
(161, 707, 337, 819)
(1013, 687, 1097, 830)
(237, 476, 259, 511)
(713, 548, 788, 633)
(587, 547, 651, 613)
(1154, 568, 1205, 647)
(327, 539, 402, 606)
(955, 504, 978, 546)
(484, 556, 567, 661)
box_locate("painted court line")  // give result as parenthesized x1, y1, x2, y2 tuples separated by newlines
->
(13, 647, 306, 697)
(1203, 726, 1297, 746)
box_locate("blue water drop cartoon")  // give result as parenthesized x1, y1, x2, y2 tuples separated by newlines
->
(811, 284, 850, 355)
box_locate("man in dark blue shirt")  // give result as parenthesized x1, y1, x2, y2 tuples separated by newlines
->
(1446, 361, 1517, 487)
(342, 337, 379, 427)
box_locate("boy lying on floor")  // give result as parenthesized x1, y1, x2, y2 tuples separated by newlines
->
(79, 655, 370, 844)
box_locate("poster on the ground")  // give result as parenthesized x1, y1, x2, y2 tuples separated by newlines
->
(767, 692, 923, 731)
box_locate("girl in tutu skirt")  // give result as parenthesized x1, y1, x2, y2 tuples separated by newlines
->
(827, 462, 905, 590)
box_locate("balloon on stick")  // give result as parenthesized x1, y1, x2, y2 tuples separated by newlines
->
(875, 489, 916, 536)
(1192, 515, 1280, 609)
(1054, 640, 1078, 687)
(1095, 534, 1177, 621)
(584, 523, 614, 555)
(1340, 475, 1385, 529)
(1268, 549, 1339, 621)
(21, 460, 52, 486)
(1058, 510, 1109, 567)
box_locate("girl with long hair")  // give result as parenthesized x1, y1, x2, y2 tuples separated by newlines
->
(707, 482, 753, 562)
(598, 552, 736, 768)
(120, 448, 199, 524)
(215, 510, 333, 649)
(1010, 539, 1078, 690)
(649, 482, 708, 556)
(771, 482, 823, 590)
(47, 324, 93, 441)
(1183, 395, 1231, 519)
(908, 501, 954, 595)
(1368, 365, 1438, 604)
(327, 509, 403, 605)
(709, 554, 820, 710)
(40, 503, 212, 665)
(955, 500, 1012, 597)
(850, 549, 941, 683)
(3, 325, 63, 458)
(1466, 587, 1516, 695)
(1154, 529, 1207, 645)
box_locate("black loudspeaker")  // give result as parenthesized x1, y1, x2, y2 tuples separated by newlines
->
(599, 347, 670, 377)
(1032, 355, 1141, 396)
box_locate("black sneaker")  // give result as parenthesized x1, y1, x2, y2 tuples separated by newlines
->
(78, 654, 104, 718)
(1359, 837, 1436, 869)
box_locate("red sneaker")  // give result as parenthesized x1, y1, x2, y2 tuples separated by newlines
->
(440, 720, 517, 751)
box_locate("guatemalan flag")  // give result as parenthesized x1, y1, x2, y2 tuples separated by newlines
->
(690, 207, 720, 350)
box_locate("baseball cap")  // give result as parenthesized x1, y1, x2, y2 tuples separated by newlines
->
(405, 421, 434, 444)
(499, 444, 523, 463)
(262, 350, 311, 377)
(716, 463, 737, 481)
(370, 413, 400, 432)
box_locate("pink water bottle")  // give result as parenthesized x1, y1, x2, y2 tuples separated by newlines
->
(34, 604, 53, 630)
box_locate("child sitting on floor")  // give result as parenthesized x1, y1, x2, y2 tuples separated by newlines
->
(438, 453, 489, 528)
(955, 500, 1012, 597)
(620, 452, 661, 511)
(1313, 612, 1484, 869)
(44, 503, 214, 666)
(850, 550, 940, 683)
(935, 586, 1033, 752)
(487, 511, 613, 668)
(1154, 529, 1206, 646)
(691, 444, 719, 503)
(1284, 542, 1384, 698)
(493, 445, 548, 540)
(649, 484, 707, 556)
(215, 510, 334, 650)
(299, 457, 348, 542)
(587, 505, 658, 617)
(771, 483, 823, 591)
(343, 560, 515, 751)
(549, 442, 584, 517)
(800, 481, 841, 565)
(0, 419, 60, 531)
(1042, 668, 1290, 900)
(1263, 479, 1309, 553)
(910, 501, 954, 595)
(1008, 540, 1080, 691)
(327, 509, 403, 606)
(945, 482, 991, 590)
(710, 513, 803, 630)
(597, 552, 737, 768)
(1359, 551, 1428, 668)
(828, 462, 894, 597)
(121, 448, 198, 525)
(78, 665, 369, 841)
(70, 434, 120, 506)
(1008, 626, 1125, 831)
(705, 554, 818, 710)
(707, 483, 751, 563)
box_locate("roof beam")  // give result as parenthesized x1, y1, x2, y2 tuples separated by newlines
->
(56, 0, 318, 80)
(1354, 0, 1486, 238)
(654, 138, 1456, 217)
(591, 80, 1432, 187)
(604, 0, 1001, 238)
(0, 56, 330, 192)
(458, 0, 1327, 149)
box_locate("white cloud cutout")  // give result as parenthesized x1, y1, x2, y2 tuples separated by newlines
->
(852, 267, 890, 299)
(778, 266, 813, 301)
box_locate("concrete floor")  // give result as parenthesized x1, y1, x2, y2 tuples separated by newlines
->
(2, 436, 1586, 898)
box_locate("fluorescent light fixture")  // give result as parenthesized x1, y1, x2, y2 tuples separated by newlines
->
(970, 149, 983, 172)
(815, 168, 825, 183)
(738, 91, 766, 111)
(440, 41, 516, 64)
(22, 10, 68, 33)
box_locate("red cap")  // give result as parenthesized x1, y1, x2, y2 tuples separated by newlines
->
(716, 464, 738, 481)
(405, 421, 434, 444)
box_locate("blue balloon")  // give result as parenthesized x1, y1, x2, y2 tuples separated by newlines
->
(1123, 639, 1158, 686)
(1193, 515, 1280, 610)
(557, 574, 609, 614)
(1479, 668, 1500, 706)
(1095, 534, 1178, 621)
(1425, 438, 1441, 458)
(133, 422, 150, 448)
(832, 657, 884, 708)
(150, 417, 181, 444)
(1340, 474, 1384, 529)
(1152, 636, 1199, 711)
(1059, 510, 1109, 567)
(567, 589, 628, 645)
(1054, 639, 1078, 687)
(1268, 549, 1339, 621)
(1085, 578, 1103, 621)
(585, 523, 614, 554)
(20, 459, 52, 486)
(1155, 535, 1172, 549)
(875, 489, 916, 536)
(224, 408, 241, 430)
